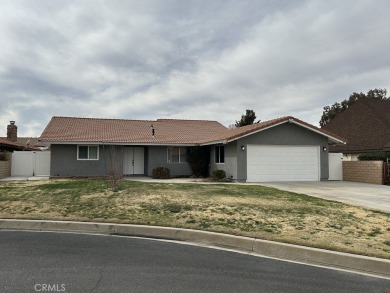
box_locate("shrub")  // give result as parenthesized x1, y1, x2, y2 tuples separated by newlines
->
(358, 152, 390, 161)
(152, 167, 170, 179)
(186, 146, 210, 177)
(211, 169, 226, 181)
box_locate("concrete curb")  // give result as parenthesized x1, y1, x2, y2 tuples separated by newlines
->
(1, 219, 389, 278)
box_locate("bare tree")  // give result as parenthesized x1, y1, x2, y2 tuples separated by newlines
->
(107, 146, 123, 192)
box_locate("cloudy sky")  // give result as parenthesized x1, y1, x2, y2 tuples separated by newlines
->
(1, 0, 390, 137)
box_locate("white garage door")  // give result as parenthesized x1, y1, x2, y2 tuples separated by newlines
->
(247, 145, 320, 182)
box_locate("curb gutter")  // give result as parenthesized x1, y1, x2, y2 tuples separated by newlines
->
(1, 219, 389, 278)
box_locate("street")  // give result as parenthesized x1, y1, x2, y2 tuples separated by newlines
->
(0, 231, 388, 292)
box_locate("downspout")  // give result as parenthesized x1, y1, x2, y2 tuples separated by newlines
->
(102, 141, 108, 189)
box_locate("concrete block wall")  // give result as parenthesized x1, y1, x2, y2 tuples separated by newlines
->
(0, 161, 11, 178)
(0, 152, 12, 179)
(343, 161, 384, 185)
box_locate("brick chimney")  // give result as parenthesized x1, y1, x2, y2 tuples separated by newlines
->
(7, 121, 17, 142)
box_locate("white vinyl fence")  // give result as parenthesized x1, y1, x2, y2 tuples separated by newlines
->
(328, 153, 343, 180)
(11, 151, 51, 177)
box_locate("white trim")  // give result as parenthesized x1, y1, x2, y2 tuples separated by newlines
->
(317, 146, 321, 181)
(200, 140, 227, 146)
(215, 120, 346, 145)
(215, 145, 225, 164)
(289, 120, 345, 144)
(167, 146, 187, 164)
(77, 145, 99, 160)
(225, 121, 287, 144)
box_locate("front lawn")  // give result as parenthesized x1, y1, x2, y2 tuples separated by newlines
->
(0, 179, 389, 259)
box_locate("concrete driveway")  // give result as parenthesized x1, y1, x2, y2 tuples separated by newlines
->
(261, 181, 390, 212)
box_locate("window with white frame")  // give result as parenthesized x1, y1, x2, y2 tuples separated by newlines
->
(77, 145, 99, 160)
(167, 147, 186, 163)
(215, 146, 225, 164)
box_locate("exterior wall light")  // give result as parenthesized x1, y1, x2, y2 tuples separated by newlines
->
(323, 146, 327, 151)
(241, 145, 246, 151)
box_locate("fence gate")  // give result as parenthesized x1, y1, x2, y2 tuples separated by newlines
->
(329, 153, 343, 180)
(385, 163, 390, 184)
(11, 151, 51, 177)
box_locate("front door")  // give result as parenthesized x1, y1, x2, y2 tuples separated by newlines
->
(123, 147, 144, 175)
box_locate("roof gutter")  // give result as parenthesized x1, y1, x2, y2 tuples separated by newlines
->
(199, 140, 228, 146)
(39, 141, 200, 147)
(201, 119, 346, 145)
(217, 120, 289, 144)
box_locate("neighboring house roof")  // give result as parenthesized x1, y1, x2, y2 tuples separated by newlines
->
(40, 116, 345, 146)
(0, 137, 37, 151)
(17, 137, 50, 147)
(322, 99, 390, 153)
(0, 137, 50, 148)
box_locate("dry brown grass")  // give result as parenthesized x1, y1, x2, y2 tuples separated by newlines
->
(0, 179, 389, 259)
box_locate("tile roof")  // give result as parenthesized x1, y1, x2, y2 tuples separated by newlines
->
(39, 117, 228, 144)
(40, 116, 345, 145)
(0, 137, 50, 147)
(202, 116, 346, 144)
(322, 99, 390, 153)
(0, 137, 37, 150)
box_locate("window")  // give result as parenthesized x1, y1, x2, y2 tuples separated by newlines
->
(168, 147, 186, 163)
(78, 145, 99, 160)
(215, 146, 225, 164)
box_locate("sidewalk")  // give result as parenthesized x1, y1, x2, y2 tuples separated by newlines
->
(124, 176, 215, 184)
(0, 176, 49, 182)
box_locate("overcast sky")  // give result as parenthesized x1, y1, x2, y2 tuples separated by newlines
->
(1, 0, 390, 137)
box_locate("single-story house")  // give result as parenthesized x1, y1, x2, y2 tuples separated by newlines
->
(322, 99, 390, 161)
(39, 116, 345, 182)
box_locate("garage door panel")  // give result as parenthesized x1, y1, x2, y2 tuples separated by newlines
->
(247, 145, 319, 182)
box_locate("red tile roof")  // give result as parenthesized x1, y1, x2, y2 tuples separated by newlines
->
(39, 117, 228, 144)
(202, 116, 345, 144)
(0, 137, 50, 147)
(0, 137, 37, 150)
(40, 116, 345, 145)
(322, 99, 390, 153)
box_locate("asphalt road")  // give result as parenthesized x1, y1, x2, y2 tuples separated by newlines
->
(0, 231, 388, 293)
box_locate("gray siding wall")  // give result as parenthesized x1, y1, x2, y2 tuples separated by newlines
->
(51, 144, 193, 178)
(209, 141, 238, 180)
(147, 146, 192, 177)
(234, 123, 329, 181)
(50, 144, 111, 177)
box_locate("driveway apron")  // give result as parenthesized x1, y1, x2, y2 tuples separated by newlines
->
(260, 181, 390, 212)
